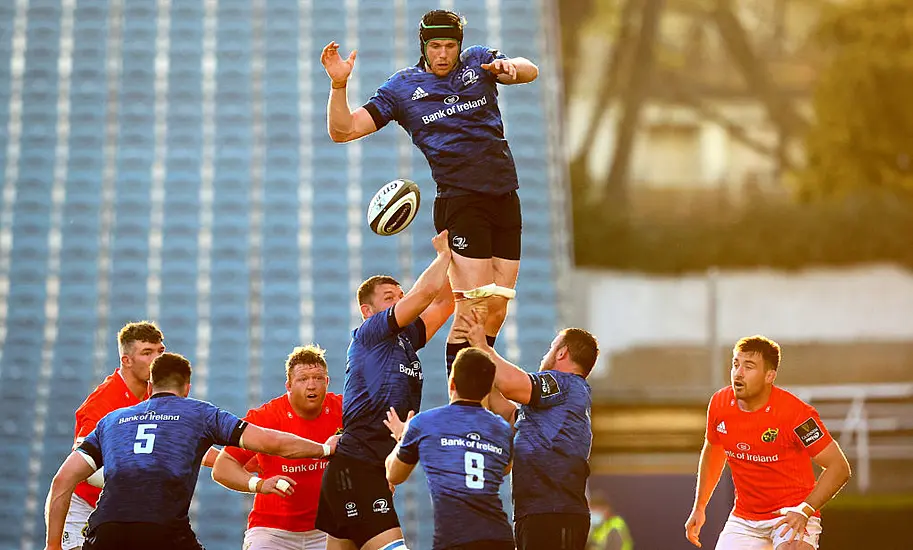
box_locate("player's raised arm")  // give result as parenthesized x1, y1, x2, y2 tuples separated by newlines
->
(239, 423, 338, 459)
(383, 408, 419, 485)
(320, 41, 378, 143)
(392, 230, 452, 329)
(452, 310, 533, 404)
(481, 57, 539, 85)
(685, 438, 728, 548)
(45, 451, 97, 550)
(211, 448, 298, 498)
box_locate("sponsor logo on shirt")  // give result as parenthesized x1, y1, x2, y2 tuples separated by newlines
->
(538, 373, 561, 398)
(466, 432, 481, 441)
(411, 86, 428, 100)
(373, 498, 390, 514)
(725, 449, 779, 463)
(345, 502, 358, 518)
(440, 436, 504, 455)
(281, 461, 328, 473)
(762, 428, 779, 443)
(794, 417, 824, 447)
(444, 94, 460, 105)
(399, 361, 422, 380)
(420, 96, 488, 125)
(737, 442, 750, 451)
(716, 421, 727, 434)
(117, 412, 180, 424)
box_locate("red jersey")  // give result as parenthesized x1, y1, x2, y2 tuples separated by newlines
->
(225, 392, 343, 532)
(706, 385, 833, 520)
(72, 369, 149, 507)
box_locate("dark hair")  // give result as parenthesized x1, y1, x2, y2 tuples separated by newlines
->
(734, 335, 781, 371)
(561, 328, 600, 376)
(285, 344, 328, 382)
(118, 321, 164, 354)
(451, 347, 496, 401)
(357, 275, 401, 306)
(150, 352, 192, 388)
(419, 10, 463, 61)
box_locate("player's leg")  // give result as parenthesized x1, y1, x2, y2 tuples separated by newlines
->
(434, 193, 497, 374)
(771, 516, 821, 550)
(360, 528, 409, 550)
(326, 534, 359, 550)
(61, 494, 93, 550)
(486, 189, 522, 344)
(302, 529, 330, 550)
(714, 515, 773, 550)
(242, 526, 301, 550)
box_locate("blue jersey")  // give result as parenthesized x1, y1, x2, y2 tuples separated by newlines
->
(364, 45, 519, 198)
(513, 370, 592, 519)
(77, 393, 245, 530)
(337, 306, 426, 466)
(398, 401, 513, 550)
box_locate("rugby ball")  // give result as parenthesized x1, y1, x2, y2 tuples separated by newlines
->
(367, 179, 421, 236)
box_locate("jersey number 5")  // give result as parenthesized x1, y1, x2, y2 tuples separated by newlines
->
(134, 423, 158, 454)
(464, 451, 485, 489)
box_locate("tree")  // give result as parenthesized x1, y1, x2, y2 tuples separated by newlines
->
(801, 0, 913, 198)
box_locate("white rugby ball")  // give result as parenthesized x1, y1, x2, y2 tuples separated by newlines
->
(367, 179, 421, 236)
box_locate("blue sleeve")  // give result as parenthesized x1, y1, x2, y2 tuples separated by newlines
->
(396, 415, 422, 465)
(78, 427, 103, 468)
(203, 403, 248, 447)
(526, 372, 569, 410)
(353, 306, 404, 348)
(363, 76, 400, 130)
(402, 317, 427, 351)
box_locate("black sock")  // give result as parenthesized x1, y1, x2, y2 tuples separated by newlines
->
(446, 342, 471, 377)
(486, 335, 497, 347)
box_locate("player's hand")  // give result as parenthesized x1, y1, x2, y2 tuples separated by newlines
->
(383, 407, 415, 442)
(684, 507, 705, 547)
(774, 510, 809, 542)
(259, 475, 297, 497)
(431, 230, 450, 256)
(481, 59, 517, 81)
(320, 41, 356, 86)
(453, 309, 487, 348)
(324, 434, 341, 455)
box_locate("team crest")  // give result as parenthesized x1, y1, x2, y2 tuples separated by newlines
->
(761, 428, 779, 443)
(460, 67, 479, 87)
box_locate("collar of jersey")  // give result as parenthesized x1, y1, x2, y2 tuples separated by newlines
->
(149, 391, 179, 399)
(451, 400, 483, 407)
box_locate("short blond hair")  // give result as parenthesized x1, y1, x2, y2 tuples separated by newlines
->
(118, 321, 163, 355)
(285, 344, 328, 382)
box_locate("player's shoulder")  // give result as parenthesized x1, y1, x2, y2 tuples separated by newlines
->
(772, 386, 815, 415)
(708, 386, 735, 411)
(76, 371, 125, 416)
(381, 64, 424, 88)
(460, 44, 496, 63)
(324, 392, 344, 413)
(248, 394, 288, 421)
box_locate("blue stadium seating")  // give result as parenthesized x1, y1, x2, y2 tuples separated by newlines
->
(0, 1, 561, 548)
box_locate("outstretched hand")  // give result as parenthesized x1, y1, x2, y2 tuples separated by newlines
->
(451, 309, 487, 348)
(383, 407, 415, 442)
(481, 59, 517, 81)
(320, 41, 357, 86)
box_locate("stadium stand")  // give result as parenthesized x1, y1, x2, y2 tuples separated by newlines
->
(0, 0, 565, 548)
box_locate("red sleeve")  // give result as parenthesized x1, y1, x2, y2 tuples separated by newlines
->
(74, 400, 107, 441)
(224, 405, 267, 465)
(792, 404, 833, 457)
(705, 395, 720, 445)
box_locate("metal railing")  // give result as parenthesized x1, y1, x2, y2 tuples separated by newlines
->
(787, 383, 913, 492)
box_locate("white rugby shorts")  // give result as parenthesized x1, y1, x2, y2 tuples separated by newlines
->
(61, 494, 94, 550)
(716, 513, 822, 550)
(242, 526, 327, 550)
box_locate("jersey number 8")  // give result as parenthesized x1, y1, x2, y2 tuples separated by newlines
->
(134, 423, 158, 454)
(464, 451, 485, 489)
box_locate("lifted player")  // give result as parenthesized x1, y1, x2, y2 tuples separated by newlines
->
(321, 9, 539, 374)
